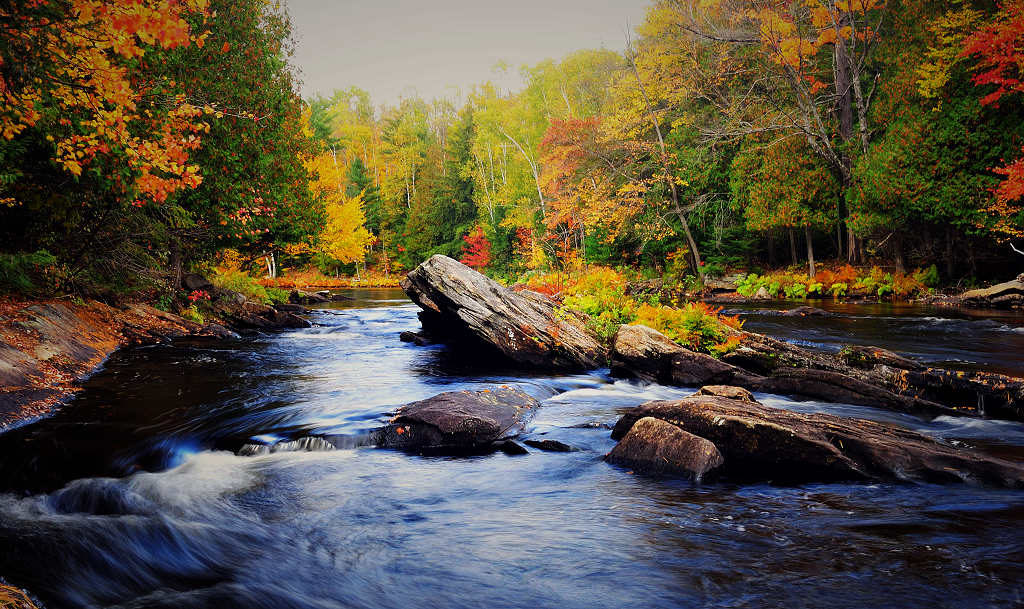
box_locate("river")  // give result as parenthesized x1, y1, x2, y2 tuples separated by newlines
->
(0, 290, 1022, 608)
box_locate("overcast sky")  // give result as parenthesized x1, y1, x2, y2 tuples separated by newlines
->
(284, 0, 651, 106)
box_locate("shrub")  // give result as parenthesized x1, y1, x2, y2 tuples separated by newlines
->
(265, 286, 290, 305)
(179, 304, 204, 324)
(0, 249, 60, 295)
(211, 269, 272, 304)
(783, 282, 807, 299)
(635, 302, 743, 355)
(914, 264, 940, 288)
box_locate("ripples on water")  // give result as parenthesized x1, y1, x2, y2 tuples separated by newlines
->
(0, 290, 1022, 608)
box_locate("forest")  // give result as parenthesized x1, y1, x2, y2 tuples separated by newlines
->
(1, 0, 1023, 301)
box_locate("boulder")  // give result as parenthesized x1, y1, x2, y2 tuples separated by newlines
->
(181, 273, 214, 292)
(289, 289, 330, 305)
(273, 303, 310, 314)
(606, 416, 724, 479)
(611, 390, 1024, 487)
(227, 301, 310, 330)
(704, 279, 736, 293)
(374, 387, 540, 453)
(401, 255, 605, 370)
(753, 286, 771, 300)
(693, 385, 757, 402)
(961, 278, 1024, 308)
(610, 324, 756, 387)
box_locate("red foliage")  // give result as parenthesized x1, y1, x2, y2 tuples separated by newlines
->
(964, 1, 1024, 206)
(962, 1, 1024, 106)
(460, 226, 491, 270)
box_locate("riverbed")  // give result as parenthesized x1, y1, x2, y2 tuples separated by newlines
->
(1, 290, 1022, 608)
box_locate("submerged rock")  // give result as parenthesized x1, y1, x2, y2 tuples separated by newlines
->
(399, 330, 431, 346)
(523, 439, 577, 452)
(610, 389, 1024, 487)
(606, 416, 724, 479)
(401, 255, 605, 370)
(375, 387, 540, 453)
(778, 306, 831, 317)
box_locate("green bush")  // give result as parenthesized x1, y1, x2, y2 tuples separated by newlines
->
(211, 269, 272, 304)
(783, 282, 807, 299)
(914, 264, 941, 288)
(179, 304, 205, 324)
(0, 249, 59, 295)
(265, 286, 289, 305)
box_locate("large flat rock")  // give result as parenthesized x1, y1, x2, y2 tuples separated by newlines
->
(611, 390, 1024, 487)
(401, 255, 605, 370)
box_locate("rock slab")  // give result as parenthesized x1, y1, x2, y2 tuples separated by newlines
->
(611, 390, 1024, 487)
(401, 255, 605, 370)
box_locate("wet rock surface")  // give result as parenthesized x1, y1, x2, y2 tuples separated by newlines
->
(401, 255, 605, 370)
(611, 388, 1024, 487)
(374, 387, 540, 453)
(611, 323, 1023, 421)
(606, 416, 724, 479)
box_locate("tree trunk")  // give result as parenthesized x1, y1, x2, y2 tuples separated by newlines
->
(789, 229, 798, 267)
(170, 240, 182, 289)
(766, 231, 776, 267)
(805, 225, 816, 279)
(893, 234, 906, 274)
(945, 227, 955, 279)
(627, 39, 702, 277)
(848, 226, 860, 264)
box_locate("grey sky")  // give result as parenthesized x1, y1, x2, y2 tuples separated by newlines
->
(284, 0, 652, 106)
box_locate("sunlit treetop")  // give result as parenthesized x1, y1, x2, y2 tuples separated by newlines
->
(0, 0, 215, 204)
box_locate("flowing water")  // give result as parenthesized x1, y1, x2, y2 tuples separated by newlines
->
(1, 290, 1023, 608)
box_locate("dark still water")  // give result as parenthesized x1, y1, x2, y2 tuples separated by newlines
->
(1, 290, 1023, 609)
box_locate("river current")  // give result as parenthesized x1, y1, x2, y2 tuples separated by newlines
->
(1, 290, 1022, 608)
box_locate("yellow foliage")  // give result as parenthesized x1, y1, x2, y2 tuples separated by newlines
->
(305, 150, 372, 264)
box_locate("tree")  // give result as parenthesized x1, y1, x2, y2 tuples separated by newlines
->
(963, 0, 1024, 240)
(732, 137, 837, 277)
(669, 0, 888, 262)
(306, 150, 372, 265)
(460, 226, 492, 270)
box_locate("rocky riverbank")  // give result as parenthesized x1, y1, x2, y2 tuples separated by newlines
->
(0, 281, 313, 431)
(401, 256, 1024, 422)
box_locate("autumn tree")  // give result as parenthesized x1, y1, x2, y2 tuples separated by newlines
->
(963, 0, 1024, 242)
(460, 226, 492, 270)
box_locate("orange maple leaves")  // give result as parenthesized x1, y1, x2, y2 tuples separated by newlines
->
(0, 0, 213, 203)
